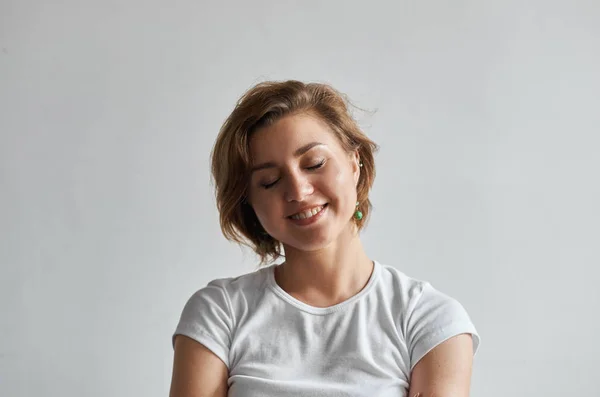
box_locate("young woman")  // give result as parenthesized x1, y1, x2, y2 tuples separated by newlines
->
(169, 80, 480, 397)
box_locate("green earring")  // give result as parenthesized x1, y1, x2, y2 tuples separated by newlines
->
(354, 201, 363, 220)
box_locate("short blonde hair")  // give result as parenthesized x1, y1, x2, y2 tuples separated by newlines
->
(210, 80, 378, 265)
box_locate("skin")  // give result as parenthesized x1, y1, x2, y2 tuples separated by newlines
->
(169, 112, 474, 396)
(408, 333, 474, 397)
(170, 335, 228, 397)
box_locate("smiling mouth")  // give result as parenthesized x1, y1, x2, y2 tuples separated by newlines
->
(289, 204, 328, 220)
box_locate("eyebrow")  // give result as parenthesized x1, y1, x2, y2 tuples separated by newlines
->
(250, 142, 325, 173)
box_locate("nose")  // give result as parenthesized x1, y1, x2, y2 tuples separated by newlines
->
(283, 171, 314, 202)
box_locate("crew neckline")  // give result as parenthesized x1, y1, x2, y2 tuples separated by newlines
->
(266, 260, 381, 315)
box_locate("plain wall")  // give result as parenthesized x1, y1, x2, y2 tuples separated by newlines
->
(1, 1, 599, 396)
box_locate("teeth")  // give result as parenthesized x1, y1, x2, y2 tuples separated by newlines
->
(291, 206, 323, 220)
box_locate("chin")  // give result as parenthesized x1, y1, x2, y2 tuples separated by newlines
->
(289, 239, 331, 253)
(281, 227, 343, 253)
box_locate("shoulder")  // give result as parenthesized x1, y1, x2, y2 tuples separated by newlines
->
(215, 264, 273, 294)
(187, 264, 273, 305)
(376, 261, 463, 309)
(181, 264, 275, 320)
(173, 265, 275, 366)
(376, 261, 429, 304)
(375, 261, 480, 362)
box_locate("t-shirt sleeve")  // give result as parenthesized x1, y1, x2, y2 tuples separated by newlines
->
(172, 280, 233, 368)
(406, 282, 480, 370)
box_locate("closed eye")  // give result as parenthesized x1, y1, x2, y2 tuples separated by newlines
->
(260, 160, 324, 189)
(307, 159, 325, 170)
(261, 179, 279, 189)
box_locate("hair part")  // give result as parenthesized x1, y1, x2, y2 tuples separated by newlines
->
(210, 80, 379, 265)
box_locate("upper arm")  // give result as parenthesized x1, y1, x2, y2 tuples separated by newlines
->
(170, 281, 233, 396)
(408, 333, 474, 397)
(169, 334, 229, 397)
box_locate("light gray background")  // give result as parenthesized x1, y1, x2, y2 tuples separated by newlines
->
(1, 1, 598, 396)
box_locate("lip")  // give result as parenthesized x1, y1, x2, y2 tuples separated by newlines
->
(287, 204, 328, 226)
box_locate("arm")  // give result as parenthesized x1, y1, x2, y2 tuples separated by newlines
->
(169, 335, 228, 397)
(408, 333, 474, 397)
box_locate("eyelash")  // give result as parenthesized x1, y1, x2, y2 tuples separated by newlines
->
(307, 159, 325, 170)
(261, 160, 326, 189)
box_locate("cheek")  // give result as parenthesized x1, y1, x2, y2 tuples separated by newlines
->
(251, 198, 268, 219)
(323, 164, 356, 204)
(251, 194, 281, 225)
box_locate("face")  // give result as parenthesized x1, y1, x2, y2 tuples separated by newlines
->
(247, 112, 361, 253)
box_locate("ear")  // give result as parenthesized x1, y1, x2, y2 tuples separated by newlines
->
(350, 150, 361, 186)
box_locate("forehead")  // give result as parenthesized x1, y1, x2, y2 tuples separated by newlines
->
(249, 113, 342, 162)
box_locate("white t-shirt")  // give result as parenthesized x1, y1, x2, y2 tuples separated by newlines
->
(173, 260, 480, 397)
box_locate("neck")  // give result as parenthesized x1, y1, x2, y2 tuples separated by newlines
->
(276, 225, 373, 307)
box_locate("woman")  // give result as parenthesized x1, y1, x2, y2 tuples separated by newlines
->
(169, 80, 480, 397)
